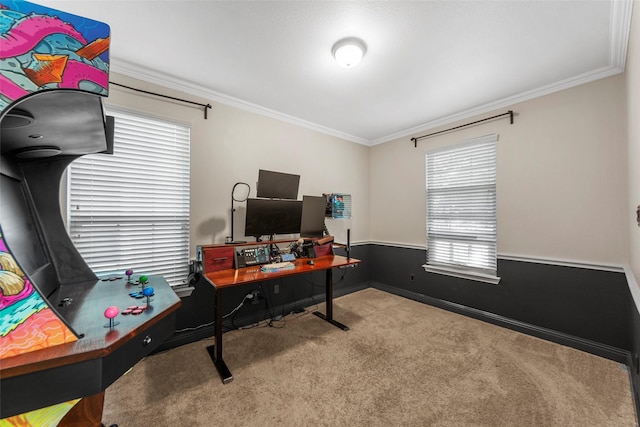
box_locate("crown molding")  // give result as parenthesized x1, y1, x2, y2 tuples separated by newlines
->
(372, 0, 633, 146)
(110, 59, 370, 146)
(610, 0, 633, 70)
(371, 65, 623, 146)
(110, 0, 633, 148)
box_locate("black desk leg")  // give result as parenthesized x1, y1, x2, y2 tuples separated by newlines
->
(206, 287, 233, 384)
(313, 268, 349, 331)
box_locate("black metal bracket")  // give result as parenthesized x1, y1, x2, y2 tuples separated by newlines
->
(411, 110, 514, 147)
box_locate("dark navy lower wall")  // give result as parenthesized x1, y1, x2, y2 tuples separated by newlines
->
(163, 243, 636, 357)
(367, 243, 640, 420)
(158, 242, 640, 414)
(630, 299, 640, 412)
(367, 244, 632, 353)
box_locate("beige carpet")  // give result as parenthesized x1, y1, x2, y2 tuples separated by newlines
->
(103, 288, 637, 426)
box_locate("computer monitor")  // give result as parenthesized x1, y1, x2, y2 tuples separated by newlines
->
(244, 198, 303, 240)
(256, 169, 300, 200)
(300, 195, 327, 238)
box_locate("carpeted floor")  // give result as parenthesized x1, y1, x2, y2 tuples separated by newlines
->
(103, 288, 637, 426)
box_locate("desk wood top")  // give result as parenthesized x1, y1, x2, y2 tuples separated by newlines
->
(204, 255, 360, 289)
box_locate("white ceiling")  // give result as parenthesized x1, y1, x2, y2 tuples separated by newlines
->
(38, 1, 633, 145)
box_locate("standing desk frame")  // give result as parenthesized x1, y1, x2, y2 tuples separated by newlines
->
(204, 255, 360, 383)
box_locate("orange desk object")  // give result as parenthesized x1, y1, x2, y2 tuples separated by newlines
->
(204, 254, 360, 383)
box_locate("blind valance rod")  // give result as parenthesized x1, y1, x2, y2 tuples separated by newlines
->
(411, 110, 514, 147)
(109, 81, 212, 119)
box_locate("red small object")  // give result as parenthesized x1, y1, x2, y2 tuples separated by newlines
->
(104, 306, 119, 319)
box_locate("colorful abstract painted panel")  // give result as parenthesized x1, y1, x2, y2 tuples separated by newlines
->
(0, 399, 80, 427)
(0, 231, 78, 359)
(0, 0, 110, 113)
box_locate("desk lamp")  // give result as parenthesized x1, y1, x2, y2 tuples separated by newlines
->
(226, 182, 250, 244)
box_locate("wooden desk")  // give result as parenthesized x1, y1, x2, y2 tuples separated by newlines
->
(204, 255, 360, 383)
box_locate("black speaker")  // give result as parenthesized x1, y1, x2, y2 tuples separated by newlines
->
(234, 250, 247, 269)
(103, 115, 115, 155)
(303, 243, 316, 258)
(347, 229, 351, 259)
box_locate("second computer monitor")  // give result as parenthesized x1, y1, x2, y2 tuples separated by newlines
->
(256, 169, 300, 200)
(300, 195, 327, 238)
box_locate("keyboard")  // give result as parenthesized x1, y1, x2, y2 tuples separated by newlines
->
(260, 261, 295, 273)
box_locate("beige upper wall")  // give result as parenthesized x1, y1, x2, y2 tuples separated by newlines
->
(104, 73, 370, 259)
(628, 1, 640, 279)
(105, 64, 629, 267)
(371, 75, 628, 266)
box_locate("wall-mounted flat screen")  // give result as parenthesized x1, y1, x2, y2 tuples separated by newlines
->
(256, 169, 300, 200)
(300, 195, 326, 238)
(244, 198, 303, 240)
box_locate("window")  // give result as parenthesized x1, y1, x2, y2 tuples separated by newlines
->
(424, 134, 500, 284)
(68, 109, 190, 287)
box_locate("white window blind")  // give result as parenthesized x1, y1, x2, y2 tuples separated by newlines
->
(425, 134, 499, 283)
(68, 109, 190, 287)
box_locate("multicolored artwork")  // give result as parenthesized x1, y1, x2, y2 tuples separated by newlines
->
(0, 399, 80, 427)
(0, 231, 78, 360)
(0, 0, 111, 113)
(0, 2, 112, 423)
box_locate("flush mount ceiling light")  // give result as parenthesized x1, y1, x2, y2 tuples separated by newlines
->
(332, 37, 367, 68)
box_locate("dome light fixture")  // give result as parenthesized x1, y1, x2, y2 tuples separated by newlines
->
(332, 37, 367, 68)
